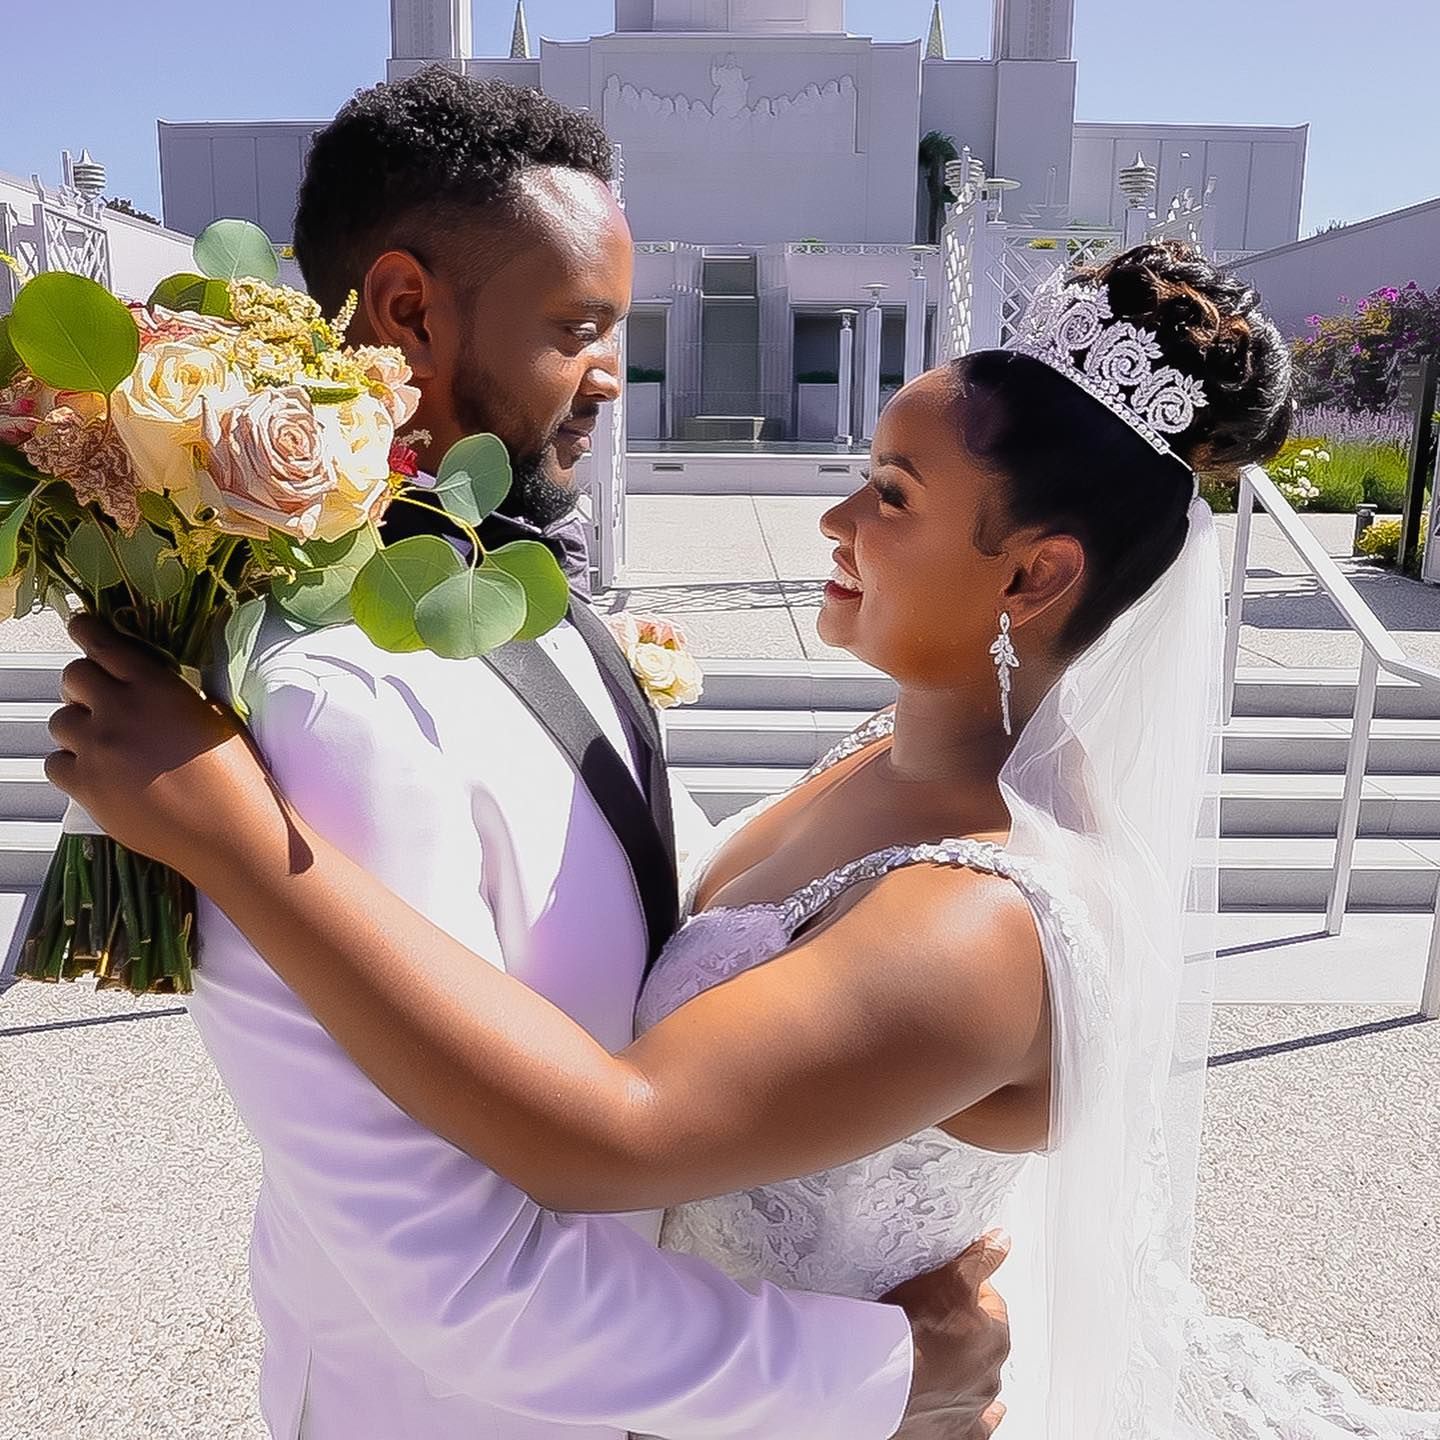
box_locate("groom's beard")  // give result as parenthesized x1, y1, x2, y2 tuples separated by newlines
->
(451, 367, 586, 531)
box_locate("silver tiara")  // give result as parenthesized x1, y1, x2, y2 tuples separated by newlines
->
(1005, 268, 1207, 461)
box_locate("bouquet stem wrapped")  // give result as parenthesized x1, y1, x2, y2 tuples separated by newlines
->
(1, 220, 570, 994)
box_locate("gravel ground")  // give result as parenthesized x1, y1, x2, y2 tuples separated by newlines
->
(2, 983, 1436, 1438)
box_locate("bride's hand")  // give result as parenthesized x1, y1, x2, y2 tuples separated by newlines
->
(46, 615, 279, 876)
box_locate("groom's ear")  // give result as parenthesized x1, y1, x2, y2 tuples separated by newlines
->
(363, 250, 439, 382)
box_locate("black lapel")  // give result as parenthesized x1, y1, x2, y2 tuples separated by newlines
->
(483, 639, 679, 968)
(565, 600, 665, 757)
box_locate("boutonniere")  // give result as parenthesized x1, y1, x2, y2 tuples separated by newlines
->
(607, 613, 704, 709)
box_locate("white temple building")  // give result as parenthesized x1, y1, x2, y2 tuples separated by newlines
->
(155, 0, 1308, 443)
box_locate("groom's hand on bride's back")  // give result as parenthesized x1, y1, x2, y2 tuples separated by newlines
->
(886, 1231, 1011, 1439)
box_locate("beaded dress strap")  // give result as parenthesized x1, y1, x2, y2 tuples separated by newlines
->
(803, 708, 896, 784)
(779, 837, 1023, 935)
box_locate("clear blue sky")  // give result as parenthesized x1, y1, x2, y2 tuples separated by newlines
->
(2, 1, 1425, 236)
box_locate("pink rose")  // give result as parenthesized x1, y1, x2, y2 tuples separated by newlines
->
(199, 385, 341, 541)
(0, 378, 43, 447)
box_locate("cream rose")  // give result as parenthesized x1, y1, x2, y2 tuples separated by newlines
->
(314, 393, 396, 537)
(633, 642, 703, 708)
(198, 385, 340, 541)
(111, 342, 247, 508)
(352, 346, 421, 429)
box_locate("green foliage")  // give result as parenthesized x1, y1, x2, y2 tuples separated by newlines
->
(487, 539, 570, 641)
(64, 519, 124, 594)
(1197, 473, 1237, 513)
(433, 433, 511, 529)
(0, 444, 43, 503)
(0, 495, 32, 576)
(796, 370, 839, 385)
(1291, 283, 1440, 413)
(223, 597, 269, 721)
(193, 218, 279, 284)
(627, 366, 665, 384)
(1356, 518, 1402, 561)
(8, 272, 139, 393)
(0, 316, 21, 385)
(148, 272, 233, 318)
(413, 562, 528, 659)
(112, 523, 186, 604)
(272, 526, 379, 627)
(350, 534, 466, 653)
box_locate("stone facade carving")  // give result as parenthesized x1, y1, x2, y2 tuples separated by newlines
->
(602, 58, 857, 152)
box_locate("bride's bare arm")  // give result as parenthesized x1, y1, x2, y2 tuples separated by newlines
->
(50, 618, 1049, 1213)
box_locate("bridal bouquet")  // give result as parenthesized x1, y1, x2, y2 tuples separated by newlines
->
(1, 220, 568, 994)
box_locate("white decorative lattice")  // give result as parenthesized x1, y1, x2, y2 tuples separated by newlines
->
(993, 231, 1119, 345)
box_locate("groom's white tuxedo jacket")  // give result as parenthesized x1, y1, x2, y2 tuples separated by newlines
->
(190, 600, 913, 1440)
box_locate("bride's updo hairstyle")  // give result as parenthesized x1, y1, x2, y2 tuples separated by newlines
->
(956, 241, 1293, 653)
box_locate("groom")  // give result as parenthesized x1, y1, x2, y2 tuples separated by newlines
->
(186, 68, 1009, 1439)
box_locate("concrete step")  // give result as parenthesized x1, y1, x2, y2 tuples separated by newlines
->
(1221, 772, 1440, 837)
(1216, 836, 1440, 911)
(0, 703, 58, 758)
(0, 759, 65, 819)
(1232, 667, 1440, 721)
(665, 708, 870, 766)
(1223, 717, 1440, 775)
(692, 659, 897, 713)
(0, 821, 63, 887)
(690, 665, 1440, 720)
(0, 651, 72, 702)
(667, 711, 1440, 781)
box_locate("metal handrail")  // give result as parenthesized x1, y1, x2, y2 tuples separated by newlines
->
(1223, 463, 1440, 1018)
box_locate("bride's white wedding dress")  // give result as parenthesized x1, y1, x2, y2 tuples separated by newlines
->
(639, 712, 1438, 1439)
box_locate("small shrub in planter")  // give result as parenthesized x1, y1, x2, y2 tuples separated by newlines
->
(1356, 517, 1428, 572)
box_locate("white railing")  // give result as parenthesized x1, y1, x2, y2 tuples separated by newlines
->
(1223, 463, 1440, 1018)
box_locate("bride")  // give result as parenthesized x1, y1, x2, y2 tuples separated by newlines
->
(47, 242, 1438, 1438)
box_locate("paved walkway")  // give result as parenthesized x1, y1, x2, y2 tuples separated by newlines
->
(2, 983, 1434, 1438)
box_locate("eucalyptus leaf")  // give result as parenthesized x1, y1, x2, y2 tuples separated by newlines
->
(14, 559, 39, 619)
(0, 445, 41, 503)
(137, 491, 175, 529)
(193, 219, 279, 284)
(65, 520, 125, 597)
(272, 526, 379, 628)
(0, 496, 32, 578)
(8, 272, 140, 394)
(486, 540, 570, 642)
(414, 563, 527, 660)
(350, 535, 464, 653)
(224, 597, 268, 721)
(433, 434, 511, 528)
(148, 272, 233, 318)
(113, 523, 185, 604)
(0, 316, 20, 384)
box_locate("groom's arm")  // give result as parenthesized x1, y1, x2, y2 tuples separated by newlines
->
(194, 642, 914, 1440)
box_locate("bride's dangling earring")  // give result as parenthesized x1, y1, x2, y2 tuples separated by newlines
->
(989, 612, 1019, 736)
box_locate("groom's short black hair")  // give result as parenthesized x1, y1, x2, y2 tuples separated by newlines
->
(293, 67, 614, 314)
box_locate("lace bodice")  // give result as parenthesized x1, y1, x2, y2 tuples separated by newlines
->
(637, 712, 1096, 1301)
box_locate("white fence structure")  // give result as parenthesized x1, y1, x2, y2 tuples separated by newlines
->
(935, 149, 1218, 357)
(0, 158, 198, 315)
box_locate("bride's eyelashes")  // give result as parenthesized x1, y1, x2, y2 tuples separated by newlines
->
(861, 469, 908, 510)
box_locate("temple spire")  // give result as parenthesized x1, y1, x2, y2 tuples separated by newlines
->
(510, 0, 530, 58)
(926, 0, 946, 59)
